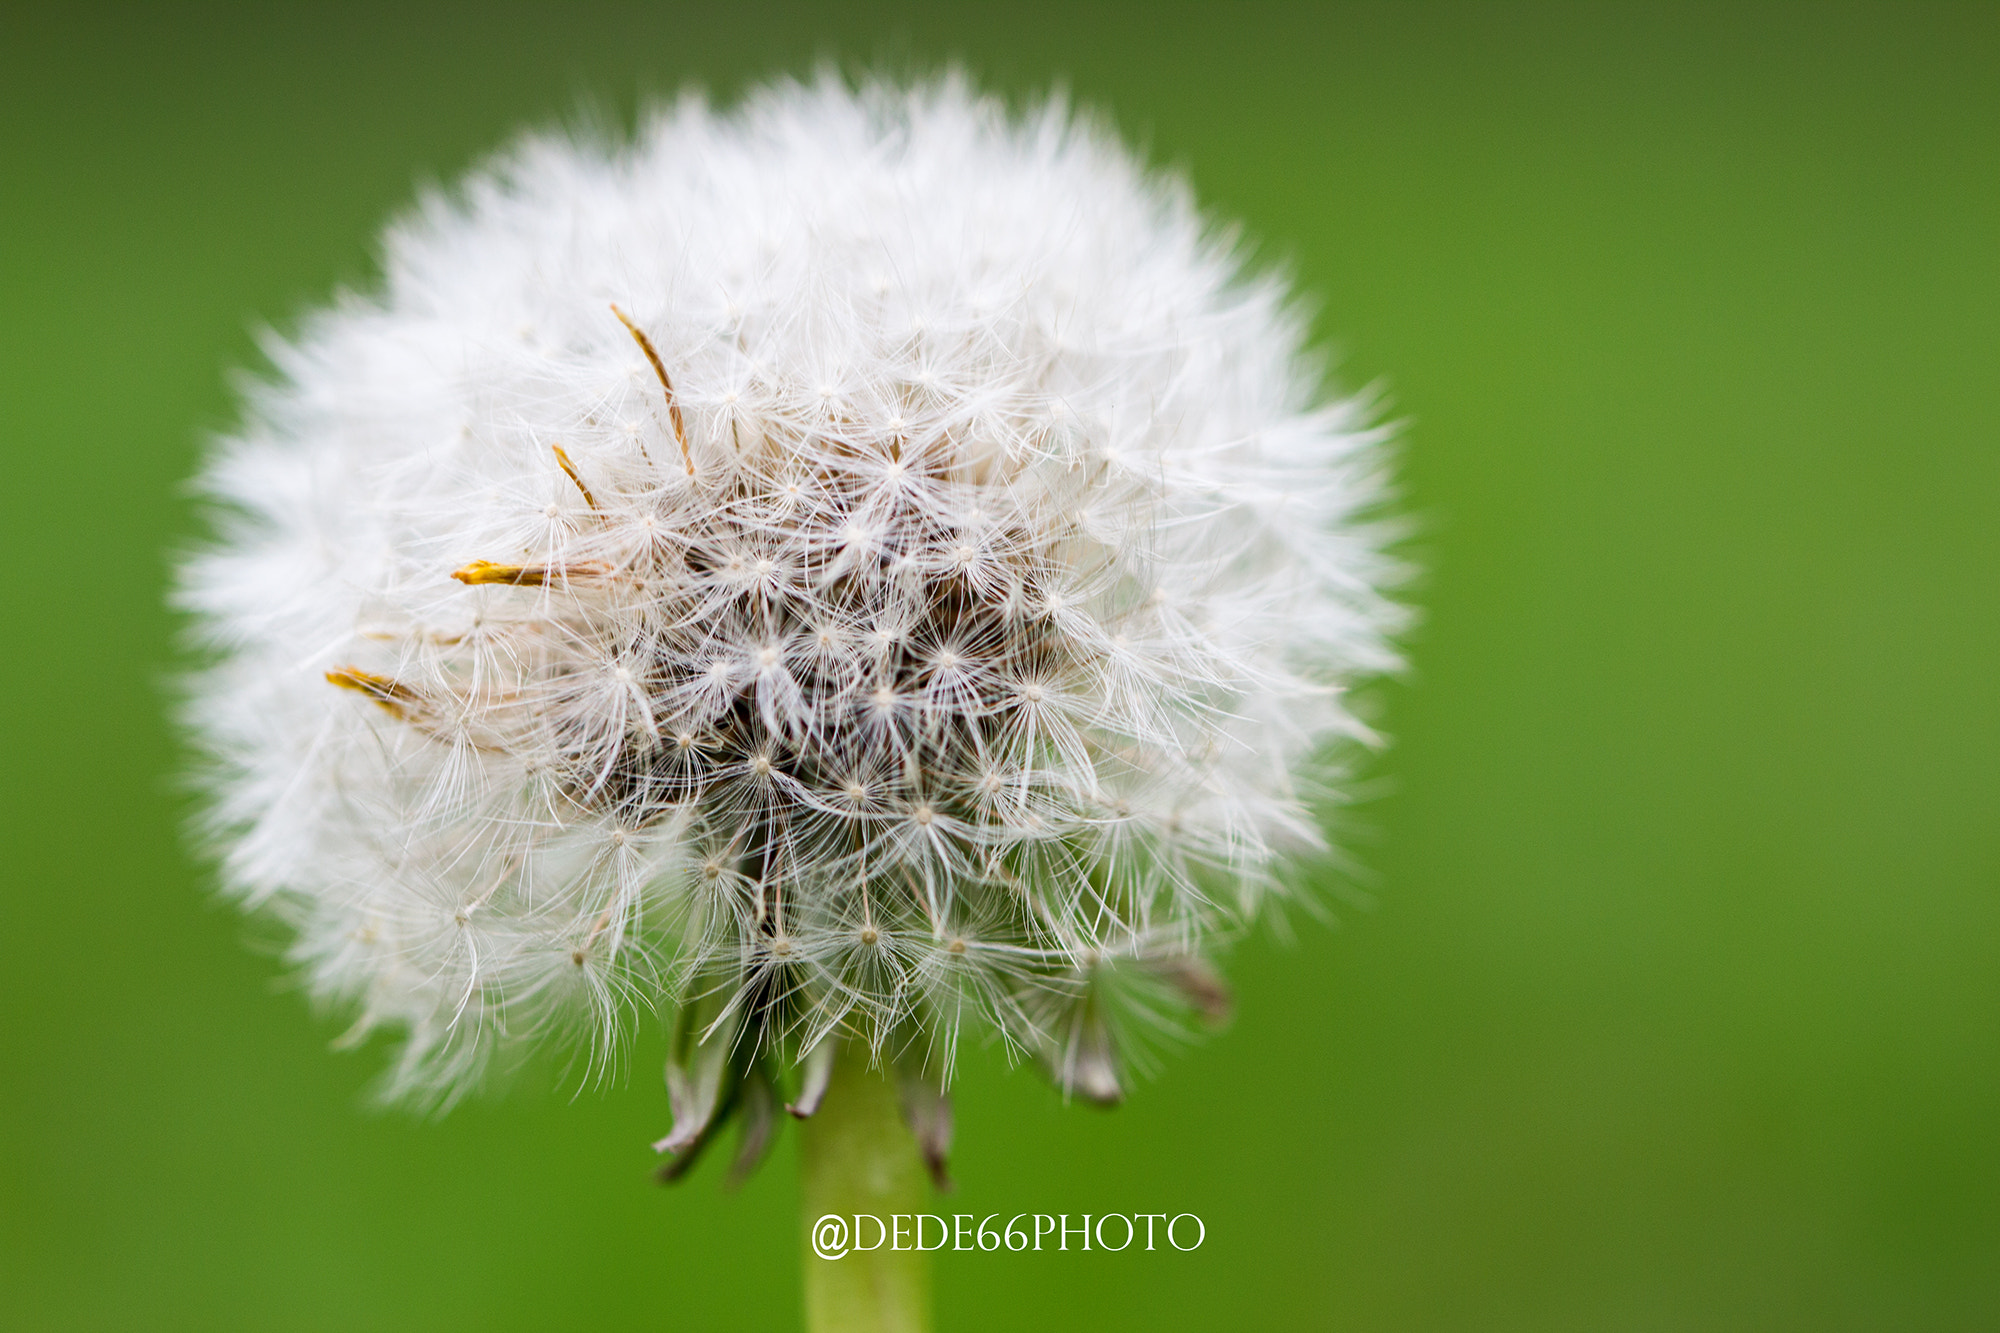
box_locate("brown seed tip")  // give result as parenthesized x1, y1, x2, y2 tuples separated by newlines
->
(610, 303, 693, 476)
(451, 559, 611, 587)
(451, 560, 532, 586)
(551, 445, 600, 511)
(325, 665, 420, 716)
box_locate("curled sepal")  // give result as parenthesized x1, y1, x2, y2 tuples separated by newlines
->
(786, 1039, 835, 1119)
(896, 1057, 955, 1192)
(1034, 979, 1124, 1107)
(653, 986, 744, 1176)
(1153, 954, 1233, 1027)
(1068, 1006, 1125, 1107)
(725, 1063, 782, 1189)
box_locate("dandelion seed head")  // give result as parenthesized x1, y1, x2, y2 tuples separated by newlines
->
(177, 72, 1405, 1111)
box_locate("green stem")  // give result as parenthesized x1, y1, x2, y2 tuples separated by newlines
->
(799, 1041, 932, 1333)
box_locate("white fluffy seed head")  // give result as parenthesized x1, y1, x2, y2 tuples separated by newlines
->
(178, 72, 1405, 1109)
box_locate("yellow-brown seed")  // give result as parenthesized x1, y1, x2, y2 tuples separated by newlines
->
(551, 444, 600, 510)
(325, 665, 421, 717)
(610, 303, 693, 475)
(450, 559, 611, 587)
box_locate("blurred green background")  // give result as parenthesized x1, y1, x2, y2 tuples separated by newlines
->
(4, 2, 1997, 1328)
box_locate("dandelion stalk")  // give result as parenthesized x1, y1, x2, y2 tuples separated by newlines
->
(799, 1042, 931, 1333)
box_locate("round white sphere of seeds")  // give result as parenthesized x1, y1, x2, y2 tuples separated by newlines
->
(179, 73, 1404, 1113)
